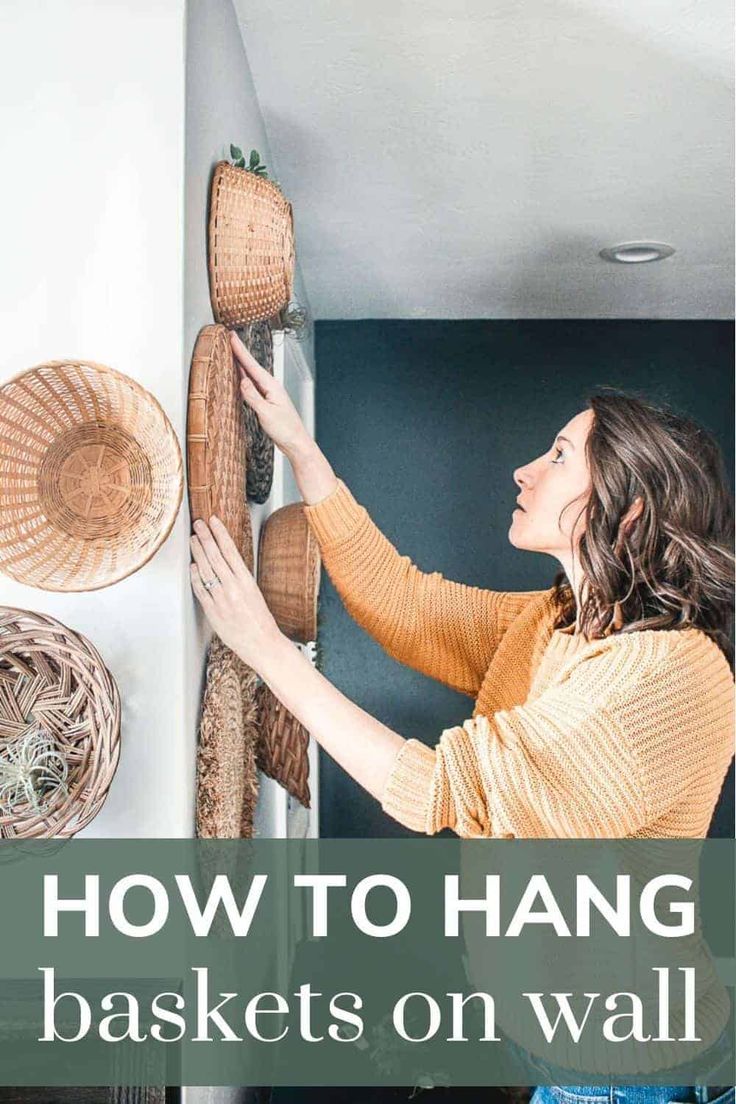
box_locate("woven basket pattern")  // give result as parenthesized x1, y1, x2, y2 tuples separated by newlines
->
(208, 161, 295, 327)
(196, 635, 260, 839)
(0, 361, 183, 592)
(241, 321, 275, 504)
(187, 325, 253, 571)
(0, 607, 121, 838)
(257, 504, 320, 643)
(256, 683, 310, 809)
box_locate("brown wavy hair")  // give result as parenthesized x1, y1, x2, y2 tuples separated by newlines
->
(553, 390, 735, 662)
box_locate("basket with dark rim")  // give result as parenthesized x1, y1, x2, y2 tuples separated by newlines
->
(0, 607, 121, 838)
(256, 683, 310, 809)
(0, 361, 183, 592)
(208, 160, 295, 327)
(257, 503, 319, 643)
(186, 324, 253, 570)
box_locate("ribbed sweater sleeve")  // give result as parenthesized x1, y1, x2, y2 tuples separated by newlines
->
(380, 631, 735, 839)
(304, 479, 543, 696)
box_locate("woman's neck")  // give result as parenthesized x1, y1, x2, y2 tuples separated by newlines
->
(557, 551, 585, 633)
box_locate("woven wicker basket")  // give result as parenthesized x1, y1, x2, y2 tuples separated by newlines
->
(0, 361, 183, 592)
(187, 324, 253, 571)
(196, 635, 260, 839)
(257, 504, 320, 643)
(208, 161, 295, 327)
(240, 321, 275, 505)
(0, 607, 121, 838)
(256, 683, 310, 808)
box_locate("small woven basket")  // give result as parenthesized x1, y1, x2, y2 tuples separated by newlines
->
(0, 361, 183, 592)
(0, 607, 121, 838)
(257, 504, 320, 643)
(208, 161, 295, 327)
(256, 683, 310, 809)
(187, 325, 253, 570)
(240, 321, 275, 505)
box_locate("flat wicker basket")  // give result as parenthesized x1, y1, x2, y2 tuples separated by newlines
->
(0, 361, 183, 592)
(196, 635, 260, 839)
(187, 325, 253, 570)
(0, 607, 121, 838)
(256, 683, 310, 809)
(208, 161, 295, 327)
(257, 504, 320, 643)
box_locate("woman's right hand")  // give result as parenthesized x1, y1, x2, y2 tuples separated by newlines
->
(231, 330, 312, 462)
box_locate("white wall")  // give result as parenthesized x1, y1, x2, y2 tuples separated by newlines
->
(0, 0, 316, 845)
(0, 0, 189, 837)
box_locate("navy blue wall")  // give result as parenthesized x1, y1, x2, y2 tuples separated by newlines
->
(313, 320, 734, 839)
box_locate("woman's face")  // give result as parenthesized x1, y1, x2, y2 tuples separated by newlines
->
(509, 408, 593, 557)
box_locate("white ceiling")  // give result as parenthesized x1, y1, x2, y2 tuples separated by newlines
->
(233, 0, 734, 320)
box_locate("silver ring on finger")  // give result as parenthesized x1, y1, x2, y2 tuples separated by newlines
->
(202, 577, 221, 592)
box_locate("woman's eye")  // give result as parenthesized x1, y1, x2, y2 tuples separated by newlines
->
(550, 446, 565, 464)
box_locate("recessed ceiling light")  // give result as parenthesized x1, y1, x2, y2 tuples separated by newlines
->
(599, 241, 675, 264)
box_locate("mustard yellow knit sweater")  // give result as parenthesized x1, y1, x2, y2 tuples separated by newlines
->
(304, 480, 735, 840)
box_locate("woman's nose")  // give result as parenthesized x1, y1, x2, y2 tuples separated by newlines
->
(514, 463, 534, 489)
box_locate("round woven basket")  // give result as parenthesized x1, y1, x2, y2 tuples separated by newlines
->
(208, 161, 295, 327)
(256, 683, 310, 809)
(240, 321, 275, 505)
(0, 361, 183, 592)
(257, 504, 320, 643)
(0, 607, 121, 838)
(187, 324, 253, 571)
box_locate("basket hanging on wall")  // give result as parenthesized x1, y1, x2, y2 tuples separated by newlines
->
(196, 635, 260, 839)
(0, 606, 121, 838)
(0, 361, 183, 592)
(256, 683, 310, 809)
(240, 321, 275, 505)
(208, 161, 295, 327)
(186, 324, 253, 570)
(257, 503, 320, 644)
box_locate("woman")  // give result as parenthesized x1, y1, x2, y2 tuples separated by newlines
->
(190, 333, 734, 1099)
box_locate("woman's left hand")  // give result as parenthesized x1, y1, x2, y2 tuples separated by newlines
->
(189, 516, 285, 674)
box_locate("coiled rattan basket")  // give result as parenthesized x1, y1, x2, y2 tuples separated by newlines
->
(187, 324, 253, 570)
(208, 161, 295, 327)
(257, 503, 320, 644)
(0, 360, 183, 592)
(0, 607, 121, 838)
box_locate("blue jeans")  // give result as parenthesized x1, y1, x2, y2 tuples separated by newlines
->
(512, 1023, 734, 1104)
(530, 1088, 734, 1104)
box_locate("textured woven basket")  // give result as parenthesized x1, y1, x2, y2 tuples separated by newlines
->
(256, 683, 310, 809)
(257, 504, 320, 643)
(0, 361, 183, 592)
(240, 321, 275, 505)
(208, 161, 295, 327)
(187, 324, 253, 570)
(196, 635, 260, 839)
(0, 607, 121, 838)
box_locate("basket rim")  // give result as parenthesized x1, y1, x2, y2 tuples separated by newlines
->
(0, 358, 184, 593)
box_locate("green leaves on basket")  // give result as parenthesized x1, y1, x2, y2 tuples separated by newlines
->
(228, 144, 281, 189)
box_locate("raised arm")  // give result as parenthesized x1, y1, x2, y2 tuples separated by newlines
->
(302, 477, 540, 695)
(232, 330, 541, 696)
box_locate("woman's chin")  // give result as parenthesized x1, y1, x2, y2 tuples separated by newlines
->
(508, 517, 527, 549)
